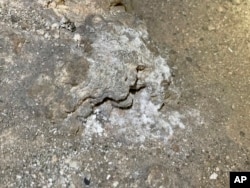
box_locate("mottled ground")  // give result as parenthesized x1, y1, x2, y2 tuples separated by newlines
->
(132, 0, 250, 187)
(0, 0, 250, 187)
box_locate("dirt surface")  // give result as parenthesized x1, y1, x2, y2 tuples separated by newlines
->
(0, 0, 250, 187)
(131, 0, 250, 186)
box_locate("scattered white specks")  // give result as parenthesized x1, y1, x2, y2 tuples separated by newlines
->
(36, 29, 45, 36)
(107, 89, 197, 143)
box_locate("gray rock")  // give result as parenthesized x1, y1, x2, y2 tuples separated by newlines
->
(26, 13, 171, 122)
(0, 2, 175, 142)
(0, 1, 205, 187)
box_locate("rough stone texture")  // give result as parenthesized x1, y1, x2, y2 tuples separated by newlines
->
(0, 0, 205, 187)
(0, 0, 190, 142)
(0, 0, 250, 187)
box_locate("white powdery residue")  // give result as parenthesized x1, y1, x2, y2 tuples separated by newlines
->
(187, 109, 203, 125)
(146, 56, 171, 88)
(109, 90, 176, 142)
(156, 57, 171, 80)
(105, 88, 204, 143)
(84, 115, 103, 136)
(139, 90, 160, 118)
(168, 111, 185, 129)
(132, 90, 160, 127)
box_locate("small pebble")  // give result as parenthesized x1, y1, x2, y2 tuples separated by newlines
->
(44, 33, 51, 39)
(106, 174, 111, 180)
(73, 33, 81, 42)
(51, 23, 59, 30)
(210, 172, 218, 180)
(36, 29, 45, 35)
(112, 181, 119, 187)
(207, 25, 216, 31)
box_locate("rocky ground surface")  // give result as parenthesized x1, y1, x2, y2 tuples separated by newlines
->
(0, 0, 249, 187)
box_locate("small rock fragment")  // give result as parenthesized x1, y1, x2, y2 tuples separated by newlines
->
(207, 25, 216, 31)
(106, 174, 111, 180)
(36, 29, 45, 36)
(112, 181, 119, 187)
(209, 172, 218, 180)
